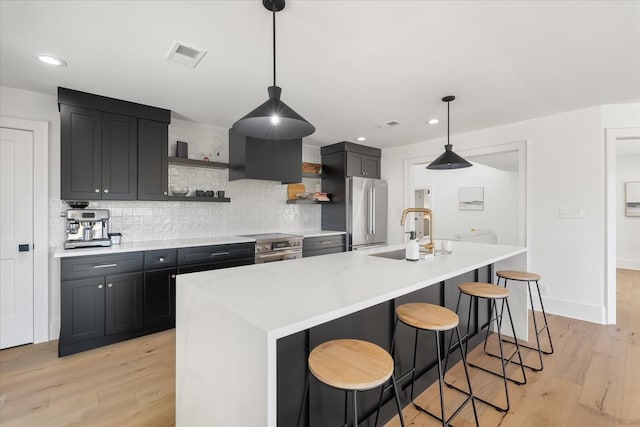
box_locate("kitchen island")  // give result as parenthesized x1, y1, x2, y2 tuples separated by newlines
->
(176, 241, 526, 426)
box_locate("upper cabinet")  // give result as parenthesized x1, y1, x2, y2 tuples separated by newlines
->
(321, 141, 381, 179)
(58, 87, 171, 201)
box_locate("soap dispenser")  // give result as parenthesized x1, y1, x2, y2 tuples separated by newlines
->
(405, 231, 420, 261)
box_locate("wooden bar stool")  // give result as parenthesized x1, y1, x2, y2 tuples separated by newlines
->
(444, 282, 527, 413)
(298, 338, 406, 427)
(378, 303, 478, 427)
(495, 270, 554, 372)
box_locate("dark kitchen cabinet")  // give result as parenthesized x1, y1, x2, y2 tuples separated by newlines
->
(144, 268, 176, 329)
(144, 248, 178, 330)
(60, 104, 102, 200)
(101, 112, 138, 200)
(138, 119, 169, 200)
(105, 272, 144, 335)
(302, 234, 346, 258)
(60, 277, 106, 344)
(60, 272, 143, 352)
(58, 87, 171, 201)
(346, 151, 380, 178)
(59, 242, 254, 356)
(60, 106, 137, 200)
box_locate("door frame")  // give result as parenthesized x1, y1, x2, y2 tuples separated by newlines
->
(1, 116, 49, 343)
(605, 127, 640, 325)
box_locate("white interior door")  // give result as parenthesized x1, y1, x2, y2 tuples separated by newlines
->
(0, 127, 34, 349)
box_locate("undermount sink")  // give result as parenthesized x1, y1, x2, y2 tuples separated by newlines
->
(369, 249, 408, 260)
(370, 249, 435, 260)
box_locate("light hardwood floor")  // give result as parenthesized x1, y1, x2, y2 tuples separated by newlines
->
(0, 269, 638, 427)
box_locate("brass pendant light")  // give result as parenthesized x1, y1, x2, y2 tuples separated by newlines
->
(232, 0, 315, 140)
(427, 96, 472, 170)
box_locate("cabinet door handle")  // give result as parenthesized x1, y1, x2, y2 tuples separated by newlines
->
(171, 274, 176, 279)
(163, 191, 168, 196)
(98, 284, 104, 289)
(107, 283, 113, 288)
(210, 251, 230, 257)
(103, 189, 109, 193)
(94, 263, 117, 269)
(95, 189, 100, 193)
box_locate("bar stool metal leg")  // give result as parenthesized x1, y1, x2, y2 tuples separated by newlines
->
(491, 276, 554, 372)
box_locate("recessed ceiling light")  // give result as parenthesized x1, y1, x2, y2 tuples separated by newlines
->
(37, 55, 67, 67)
(427, 118, 439, 125)
(357, 136, 366, 142)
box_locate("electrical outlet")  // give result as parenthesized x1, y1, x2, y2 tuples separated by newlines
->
(559, 208, 585, 219)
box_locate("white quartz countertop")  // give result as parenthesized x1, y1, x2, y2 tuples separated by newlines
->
(53, 230, 346, 258)
(53, 235, 256, 258)
(178, 241, 526, 339)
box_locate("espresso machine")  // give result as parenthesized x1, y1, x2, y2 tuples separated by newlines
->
(64, 209, 112, 249)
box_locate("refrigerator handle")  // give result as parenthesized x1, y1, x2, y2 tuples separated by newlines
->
(368, 187, 374, 235)
(371, 187, 376, 234)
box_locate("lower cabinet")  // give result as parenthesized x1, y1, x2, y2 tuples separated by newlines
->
(144, 268, 176, 330)
(59, 242, 255, 356)
(302, 234, 346, 258)
(60, 272, 144, 355)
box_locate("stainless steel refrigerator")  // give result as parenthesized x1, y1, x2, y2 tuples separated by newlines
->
(345, 177, 388, 249)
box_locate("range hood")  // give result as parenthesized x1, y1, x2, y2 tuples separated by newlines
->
(228, 129, 302, 184)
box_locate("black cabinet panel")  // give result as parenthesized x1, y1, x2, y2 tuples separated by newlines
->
(302, 235, 346, 254)
(138, 119, 168, 200)
(60, 277, 106, 344)
(308, 301, 393, 427)
(105, 272, 144, 335)
(177, 243, 255, 267)
(277, 330, 309, 427)
(101, 113, 137, 200)
(60, 104, 102, 200)
(61, 253, 143, 281)
(144, 268, 176, 329)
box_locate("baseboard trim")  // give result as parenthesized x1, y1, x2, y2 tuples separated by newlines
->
(534, 296, 605, 324)
(617, 259, 640, 271)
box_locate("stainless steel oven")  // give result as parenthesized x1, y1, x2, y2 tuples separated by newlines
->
(240, 233, 303, 264)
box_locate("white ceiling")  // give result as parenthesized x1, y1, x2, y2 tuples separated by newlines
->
(1, 1, 639, 149)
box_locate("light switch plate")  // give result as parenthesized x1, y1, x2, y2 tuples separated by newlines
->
(559, 208, 585, 219)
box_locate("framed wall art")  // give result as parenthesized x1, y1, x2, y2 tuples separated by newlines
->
(459, 187, 484, 211)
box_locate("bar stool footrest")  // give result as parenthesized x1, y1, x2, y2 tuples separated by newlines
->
(500, 338, 553, 355)
(467, 361, 526, 385)
(411, 392, 475, 426)
(444, 381, 509, 413)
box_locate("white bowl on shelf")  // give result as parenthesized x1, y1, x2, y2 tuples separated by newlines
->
(170, 185, 189, 196)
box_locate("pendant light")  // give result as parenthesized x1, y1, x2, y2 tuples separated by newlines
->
(232, 0, 315, 140)
(426, 96, 472, 170)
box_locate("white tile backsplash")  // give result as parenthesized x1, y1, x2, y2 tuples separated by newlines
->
(50, 119, 323, 247)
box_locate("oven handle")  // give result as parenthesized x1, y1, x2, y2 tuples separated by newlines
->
(256, 250, 302, 263)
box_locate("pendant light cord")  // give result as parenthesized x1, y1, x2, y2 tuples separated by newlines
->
(447, 99, 450, 146)
(272, 3, 276, 87)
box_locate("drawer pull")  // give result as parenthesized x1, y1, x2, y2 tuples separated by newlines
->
(94, 263, 117, 269)
(159, 257, 164, 262)
(98, 284, 104, 289)
(319, 241, 334, 245)
(210, 252, 230, 257)
(107, 283, 113, 288)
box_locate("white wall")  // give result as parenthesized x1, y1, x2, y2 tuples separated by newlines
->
(383, 104, 640, 324)
(1, 85, 323, 340)
(413, 162, 518, 245)
(617, 152, 640, 269)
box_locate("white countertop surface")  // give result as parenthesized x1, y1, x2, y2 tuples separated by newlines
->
(53, 230, 346, 258)
(176, 240, 527, 427)
(53, 235, 256, 258)
(178, 241, 526, 339)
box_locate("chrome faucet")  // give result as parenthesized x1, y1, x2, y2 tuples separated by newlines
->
(400, 208, 435, 254)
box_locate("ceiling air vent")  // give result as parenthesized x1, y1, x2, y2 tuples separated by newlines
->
(376, 120, 401, 129)
(166, 41, 207, 68)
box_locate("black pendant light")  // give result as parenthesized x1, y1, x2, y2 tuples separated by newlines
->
(426, 96, 472, 170)
(232, 0, 315, 140)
